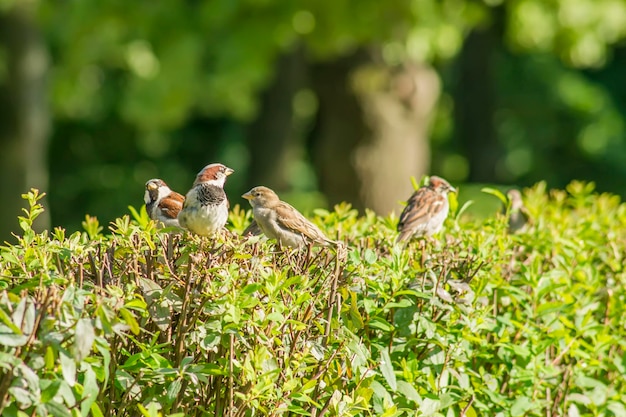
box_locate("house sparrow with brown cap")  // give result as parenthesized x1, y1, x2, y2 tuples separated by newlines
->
(242, 186, 336, 248)
(396, 175, 456, 243)
(178, 163, 234, 236)
(505, 189, 529, 233)
(144, 179, 185, 228)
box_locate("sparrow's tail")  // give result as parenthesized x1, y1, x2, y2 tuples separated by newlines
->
(395, 230, 411, 244)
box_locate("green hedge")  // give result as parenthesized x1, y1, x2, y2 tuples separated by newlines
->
(1, 183, 625, 417)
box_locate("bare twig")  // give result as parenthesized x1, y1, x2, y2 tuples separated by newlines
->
(229, 333, 235, 417)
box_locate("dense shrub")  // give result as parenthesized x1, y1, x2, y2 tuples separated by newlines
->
(1, 183, 626, 417)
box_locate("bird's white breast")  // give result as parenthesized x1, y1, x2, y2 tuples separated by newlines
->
(424, 203, 449, 236)
(178, 188, 228, 236)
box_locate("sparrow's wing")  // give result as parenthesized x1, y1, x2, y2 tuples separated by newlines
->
(159, 193, 185, 219)
(243, 219, 263, 237)
(397, 188, 446, 239)
(274, 202, 329, 242)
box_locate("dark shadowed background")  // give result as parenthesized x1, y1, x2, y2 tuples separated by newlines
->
(2, 0, 626, 241)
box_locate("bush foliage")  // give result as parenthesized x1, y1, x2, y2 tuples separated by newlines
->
(1, 183, 626, 417)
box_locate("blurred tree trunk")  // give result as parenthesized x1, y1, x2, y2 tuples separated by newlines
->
(455, 20, 501, 182)
(0, 5, 50, 241)
(310, 50, 439, 215)
(245, 48, 305, 192)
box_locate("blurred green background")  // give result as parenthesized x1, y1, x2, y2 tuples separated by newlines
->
(2, 0, 626, 240)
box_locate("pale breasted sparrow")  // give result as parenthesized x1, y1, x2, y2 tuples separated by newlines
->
(144, 179, 185, 228)
(396, 175, 456, 243)
(242, 186, 337, 248)
(178, 163, 234, 236)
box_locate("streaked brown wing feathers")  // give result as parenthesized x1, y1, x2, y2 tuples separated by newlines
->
(398, 189, 444, 230)
(275, 201, 325, 241)
(159, 193, 185, 219)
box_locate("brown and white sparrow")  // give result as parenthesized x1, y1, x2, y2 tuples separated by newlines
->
(505, 189, 529, 233)
(178, 163, 234, 236)
(396, 175, 456, 243)
(242, 186, 336, 248)
(144, 179, 185, 227)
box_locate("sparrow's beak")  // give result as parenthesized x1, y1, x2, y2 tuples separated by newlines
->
(147, 183, 158, 190)
(242, 191, 253, 200)
(449, 185, 457, 193)
(225, 167, 235, 176)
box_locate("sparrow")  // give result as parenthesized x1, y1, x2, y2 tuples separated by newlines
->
(396, 175, 456, 243)
(144, 179, 185, 227)
(242, 186, 336, 248)
(177, 163, 234, 236)
(505, 189, 529, 233)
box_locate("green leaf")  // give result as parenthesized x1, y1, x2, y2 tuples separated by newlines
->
(125, 298, 148, 310)
(2, 403, 27, 417)
(410, 176, 421, 191)
(166, 379, 183, 406)
(119, 308, 140, 335)
(137, 403, 160, 417)
(90, 403, 105, 417)
(421, 396, 440, 416)
(608, 402, 626, 417)
(286, 404, 312, 415)
(128, 205, 151, 227)
(45, 346, 56, 370)
(138, 276, 162, 293)
(0, 332, 28, 347)
(363, 248, 378, 265)
(379, 348, 397, 391)
(75, 318, 95, 361)
(347, 301, 364, 329)
(266, 312, 285, 322)
(396, 380, 421, 404)
(40, 379, 61, 403)
(575, 375, 607, 389)
(60, 353, 76, 387)
(139, 278, 172, 331)
(370, 380, 393, 414)
(46, 401, 73, 417)
(0, 352, 21, 369)
(243, 283, 263, 294)
(1, 250, 19, 265)
(9, 386, 32, 407)
(536, 301, 568, 316)
(12, 298, 35, 336)
(381, 405, 401, 417)
(81, 215, 103, 239)
(455, 199, 474, 220)
(511, 396, 533, 416)
(80, 364, 99, 417)
(369, 317, 394, 332)
(481, 187, 508, 204)
(386, 299, 413, 309)
(224, 304, 241, 324)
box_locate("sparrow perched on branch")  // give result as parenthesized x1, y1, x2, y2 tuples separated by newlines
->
(144, 179, 185, 227)
(396, 175, 456, 243)
(505, 189, 529, 233)
(178, 163, 234, 236)
(242, 186, 337, 248)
